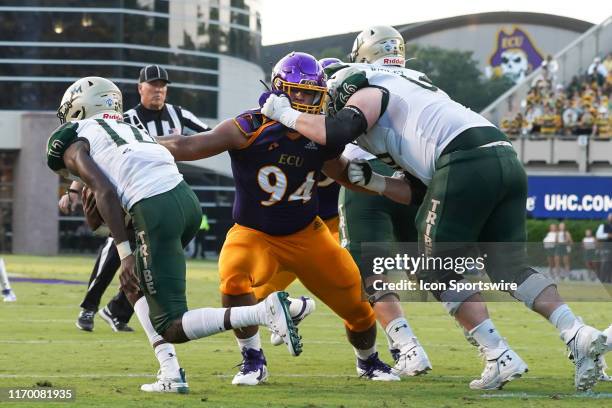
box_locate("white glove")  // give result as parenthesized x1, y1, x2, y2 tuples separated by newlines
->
(261, 94, 301, 129)
(348, 159, 386, 194)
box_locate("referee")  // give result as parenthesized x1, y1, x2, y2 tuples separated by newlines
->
(123, 64, 211, 135)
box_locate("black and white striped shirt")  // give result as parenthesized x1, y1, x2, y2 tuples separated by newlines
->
(123, 103, 210, 136)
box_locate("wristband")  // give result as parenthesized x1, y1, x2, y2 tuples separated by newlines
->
(367, 173, 387, 195)
(116, 241, 132, 260)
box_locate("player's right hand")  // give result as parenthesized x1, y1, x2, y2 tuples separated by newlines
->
(348, 159, 386, 194)
(119, 255, 139, 294)
(82, 187, 104, 230)
(58, 192, 79, 214)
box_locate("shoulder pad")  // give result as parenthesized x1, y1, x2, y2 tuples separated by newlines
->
(46, 121, 80, 171)
(233, 109, 270, 137)
(326, 66, 369, 115)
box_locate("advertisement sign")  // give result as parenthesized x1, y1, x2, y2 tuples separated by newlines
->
(527, 175, 612, 219)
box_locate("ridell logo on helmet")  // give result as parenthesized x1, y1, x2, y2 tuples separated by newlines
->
(383, 58, 403, 65)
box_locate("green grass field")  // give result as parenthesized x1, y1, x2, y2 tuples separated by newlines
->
(1, 254, 611, 407)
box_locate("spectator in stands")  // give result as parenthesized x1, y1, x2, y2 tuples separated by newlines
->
(582, 229, 598, 280)
(594, 101, 610, 138)
(587, 57, 608, 87)
(544, 54, 559, 84)
(576, 106, 595, 135)
(596, 213, 612, 283)
(562, 99, 579, 135)
(543, 223, 558, 277)
(540, 105, 561, 136)
(603, 53, 612, 74)
(556, 222, 573, 278)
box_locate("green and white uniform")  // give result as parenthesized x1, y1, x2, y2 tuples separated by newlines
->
(47, 117, 201, 333)
(327, 64, 550, 308)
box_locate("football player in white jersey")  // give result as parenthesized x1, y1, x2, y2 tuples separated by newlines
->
(0, 257, 16, 302)
(46, 77, 303, 393)
(333, 27, 432, 377)
(261, 36, 609, 391)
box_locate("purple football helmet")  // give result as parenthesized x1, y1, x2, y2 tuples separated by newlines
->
(318, 57, 342, 69)
(271, 52, 327, 114)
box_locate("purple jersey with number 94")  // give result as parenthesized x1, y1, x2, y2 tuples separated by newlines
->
(229, 108, 342, 235)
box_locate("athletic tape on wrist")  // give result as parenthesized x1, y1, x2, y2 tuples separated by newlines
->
(280, 108, 300, 129)
(116, 241, 132, 260)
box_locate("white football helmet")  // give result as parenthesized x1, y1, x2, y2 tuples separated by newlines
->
(57, 76, 123, 124)
(350, 25, 405, 67)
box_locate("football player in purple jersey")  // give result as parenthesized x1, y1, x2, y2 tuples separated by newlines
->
(158, 52, 417, 385)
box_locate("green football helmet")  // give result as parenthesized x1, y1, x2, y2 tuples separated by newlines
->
(349, 25, 405, 67)
(57, 76, 123, 124)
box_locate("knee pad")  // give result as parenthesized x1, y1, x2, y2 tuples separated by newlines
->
(439, 282, 480, 316)
(366, 289, 400, 305)
(512, 270, 555, 310)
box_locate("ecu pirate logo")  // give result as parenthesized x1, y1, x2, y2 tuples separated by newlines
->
(485, 26, 544, 84)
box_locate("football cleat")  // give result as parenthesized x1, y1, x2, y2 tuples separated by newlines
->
(357, 352, 400, 381)
(263, 291, 302, 356)
(99, 307, 134, 332)
(598, 355, 611, 382)
(469, 347, 528, 390)
(2, 289, 16, 302)
(603, 324, 612, 352)
(76, 309, 95, 332)
(270, 296, 315, 346)
(389, 347, 401, 363)
(392, 339, 432, 376)
(567, 324, 607, 391)
(232, 348, 269, 385)
(141, 368, 189, 393)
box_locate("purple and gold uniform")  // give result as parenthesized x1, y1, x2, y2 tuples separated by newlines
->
(219, 109, 375, 332)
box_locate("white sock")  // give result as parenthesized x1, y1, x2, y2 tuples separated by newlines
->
(604, 325, 612, 351)
(133, 297, 181, 376)
(0, 258, 10, 291)
(133, 297, 164, 346)
(181, 307, 227, 340)
(287, 296, 306, 318)
(354, 345, 377, 361)
(548, 304, 581, 343)
(385, 330, 396, 351)
(154, 342, 180, 378)
(229, 303, 267, 328)
(236, 333, 262, 351)
(182, 304, 267, 341)
(469, 319, 505, 356)
(385, 317, 416, 348)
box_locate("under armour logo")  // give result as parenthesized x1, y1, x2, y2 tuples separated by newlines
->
(488, 328, 495, 334)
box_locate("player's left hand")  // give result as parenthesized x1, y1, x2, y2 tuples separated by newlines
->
(261, 93, 300, 128)
(119, 255, 139, 294)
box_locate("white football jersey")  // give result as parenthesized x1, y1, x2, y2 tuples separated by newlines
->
(342, 143, 376, 161)
(346, 64, 495, 185)
(70, 118, 182, 210)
